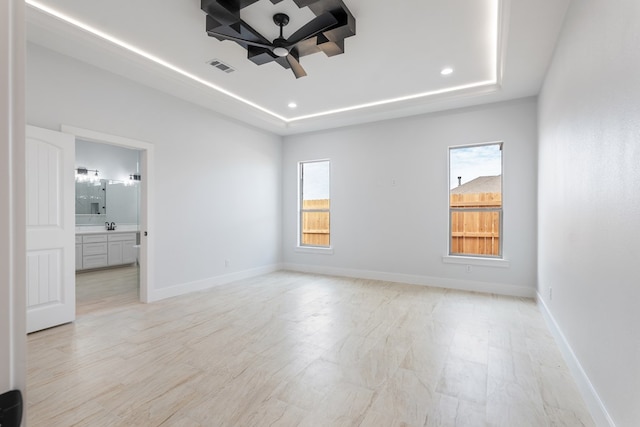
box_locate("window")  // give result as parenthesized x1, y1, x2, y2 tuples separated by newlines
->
(449, 143, 502, 257)
(299, 160, 330, 247)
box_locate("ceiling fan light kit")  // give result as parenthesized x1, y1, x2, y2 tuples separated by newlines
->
(200, 0, 356, 78)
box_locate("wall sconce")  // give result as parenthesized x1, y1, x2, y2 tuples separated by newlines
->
(76, 167, 99, 176)
(129, 174, 141, 181)
(75, 167, 99, 182)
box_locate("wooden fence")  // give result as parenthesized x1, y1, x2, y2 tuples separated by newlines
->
(302, 199, 330, 246)
(450, 192, 501, 256)
(301, 194, 499, 254)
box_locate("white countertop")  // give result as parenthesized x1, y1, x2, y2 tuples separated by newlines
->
(76, 225, 139, 235)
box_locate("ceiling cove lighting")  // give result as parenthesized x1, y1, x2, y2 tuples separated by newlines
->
(26, 0, 500, 124)
(25, 0, 287, 122)
(288, 0, 501, 123)
(287, 79, 496, 122)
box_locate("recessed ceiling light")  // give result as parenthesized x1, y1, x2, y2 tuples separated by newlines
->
(288, 102, 298, 109)
(441, 67, 454, 76)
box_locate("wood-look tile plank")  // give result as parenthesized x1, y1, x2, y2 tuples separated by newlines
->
(424, 392, 487, 427)
(27, 269, 594, 426)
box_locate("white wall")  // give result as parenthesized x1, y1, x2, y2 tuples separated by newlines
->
(538, 1, 640, 426)
(27, 43, 282, 296)
(0, 0, 26, 404)
(283, 98, 538, 297)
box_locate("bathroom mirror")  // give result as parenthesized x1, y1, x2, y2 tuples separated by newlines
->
(75, 179, 106, 215)
(76, 179, 140, 225)
(105, 180, 139, 224)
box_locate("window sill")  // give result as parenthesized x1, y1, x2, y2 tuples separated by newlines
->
(442, 255, 510, 268)
(295, 246, 334, 255)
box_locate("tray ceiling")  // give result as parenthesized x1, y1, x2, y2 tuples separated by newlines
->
(25, 0, 571, 134)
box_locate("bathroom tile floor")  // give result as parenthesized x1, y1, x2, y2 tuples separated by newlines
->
(27, 270, 595, 426)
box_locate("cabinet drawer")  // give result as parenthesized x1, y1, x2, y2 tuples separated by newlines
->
(75, 235, 83, 244)
(82, 234, 107, 243)
(82, 254, 108, 269)
(108, 233, 136, 242)
(83, 242, 107, 256)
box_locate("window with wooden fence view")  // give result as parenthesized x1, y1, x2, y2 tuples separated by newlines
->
(449, 143, 502, 257)
(300, 160, 330, 247)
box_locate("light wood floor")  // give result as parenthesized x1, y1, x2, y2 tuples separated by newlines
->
(75, 265, 140, 316)
(27, 270, 595, 426)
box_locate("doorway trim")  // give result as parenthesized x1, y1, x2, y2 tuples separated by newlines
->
(2, 0, 27, 393)
(61, 125, 154, 303)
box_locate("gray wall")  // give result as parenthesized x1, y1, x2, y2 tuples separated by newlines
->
(27, 43, 282, 294)
(538, 0, 640, 425)
(283, 98, 538, 296)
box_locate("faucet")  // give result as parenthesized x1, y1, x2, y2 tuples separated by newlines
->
(110, 222, 116, 231)
(105, 222, 116, 231)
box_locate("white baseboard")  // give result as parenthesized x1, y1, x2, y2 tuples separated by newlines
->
(282, 263, 535, 298)
(149, 263, 282, 302)
(537, 294, 616, 427)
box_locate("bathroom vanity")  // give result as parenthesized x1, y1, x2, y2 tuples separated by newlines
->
(75, 228, 138, 271)
(75, 175, 141, 271)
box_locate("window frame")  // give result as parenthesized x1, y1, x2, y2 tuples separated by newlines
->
(298, 159, 331, 250)
(447, 141, 504, 259)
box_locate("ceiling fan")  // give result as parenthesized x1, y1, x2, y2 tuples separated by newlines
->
(201, 0, 356, 79)
(208, 12, 338, 78)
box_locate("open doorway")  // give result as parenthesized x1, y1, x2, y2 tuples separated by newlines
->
(74, 139, 142, 315)
(62, 125, 154, 305)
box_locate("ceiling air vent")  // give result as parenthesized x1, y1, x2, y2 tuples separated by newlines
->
(208, 59, 235, 73)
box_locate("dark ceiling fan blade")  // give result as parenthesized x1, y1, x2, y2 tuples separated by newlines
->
(207, 30, 274, 50)
(286, 53, 307, 79)
(285, 11, 339, 46)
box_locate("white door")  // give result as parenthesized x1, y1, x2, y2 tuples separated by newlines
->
(26, 126, 75, 333)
